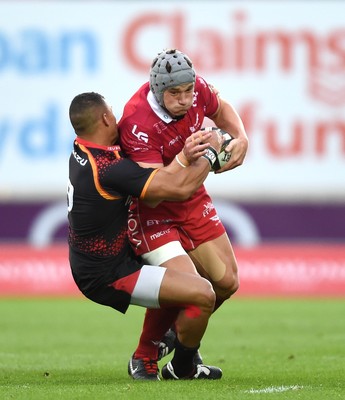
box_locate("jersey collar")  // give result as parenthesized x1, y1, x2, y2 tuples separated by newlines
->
(147, 90, 175, 123)
(75, 137, 121, 151)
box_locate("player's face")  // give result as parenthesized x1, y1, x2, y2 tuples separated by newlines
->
(163, 83, 195, 117)
(105, 102, 119, 144)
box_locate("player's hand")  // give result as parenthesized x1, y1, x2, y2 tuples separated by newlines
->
(183, 128, 223, 163)
(215, 135, 249, 173)
(181, 130, 213, 164)
(206, 128, 223, 154)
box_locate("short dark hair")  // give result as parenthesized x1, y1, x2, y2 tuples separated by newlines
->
(69, 92, 106, 136)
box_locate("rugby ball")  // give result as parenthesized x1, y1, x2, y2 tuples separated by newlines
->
(202, 127, 233, 171)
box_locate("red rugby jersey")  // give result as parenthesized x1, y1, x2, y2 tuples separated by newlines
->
(118, 76, 219, 166)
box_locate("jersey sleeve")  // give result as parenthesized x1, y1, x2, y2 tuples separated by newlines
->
(100, 157, 157, 199)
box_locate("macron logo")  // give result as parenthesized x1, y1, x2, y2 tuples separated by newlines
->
(132, 125, 149, 143)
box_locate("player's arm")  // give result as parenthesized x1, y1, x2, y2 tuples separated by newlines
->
(143, 129, 221, 207)
(210, 97, 249, 173)
(134, 130, 217, 170)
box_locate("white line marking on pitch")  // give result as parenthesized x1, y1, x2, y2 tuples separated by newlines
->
(244, 385, 303, 394)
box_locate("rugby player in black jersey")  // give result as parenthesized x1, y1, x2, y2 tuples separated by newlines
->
(68, 92, 223, 381)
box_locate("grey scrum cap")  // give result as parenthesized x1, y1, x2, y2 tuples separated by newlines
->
(149, 49, 196, 107)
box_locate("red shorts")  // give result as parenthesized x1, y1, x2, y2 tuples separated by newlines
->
(128, 186, 226, 256)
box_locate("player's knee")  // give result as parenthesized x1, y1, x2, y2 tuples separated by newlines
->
(204, 281, 217, 311)
(228, 276, 240, 296)
(214, 272, 239, 300)
(195, 280, 216, 313)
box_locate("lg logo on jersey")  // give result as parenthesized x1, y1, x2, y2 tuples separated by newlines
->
(131, 124, 149, 143)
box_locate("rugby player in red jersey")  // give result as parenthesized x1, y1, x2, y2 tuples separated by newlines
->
(119, 49, 249, 377)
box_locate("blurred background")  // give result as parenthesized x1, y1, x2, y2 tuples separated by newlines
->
(1, 0, 344, 297)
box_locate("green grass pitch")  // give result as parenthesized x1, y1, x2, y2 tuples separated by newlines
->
(0, 297, 344, 399)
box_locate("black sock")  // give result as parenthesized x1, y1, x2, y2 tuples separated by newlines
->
(170, 337, 199, 378)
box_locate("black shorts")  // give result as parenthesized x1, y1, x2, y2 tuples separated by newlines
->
(70, 248, 143, 314)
